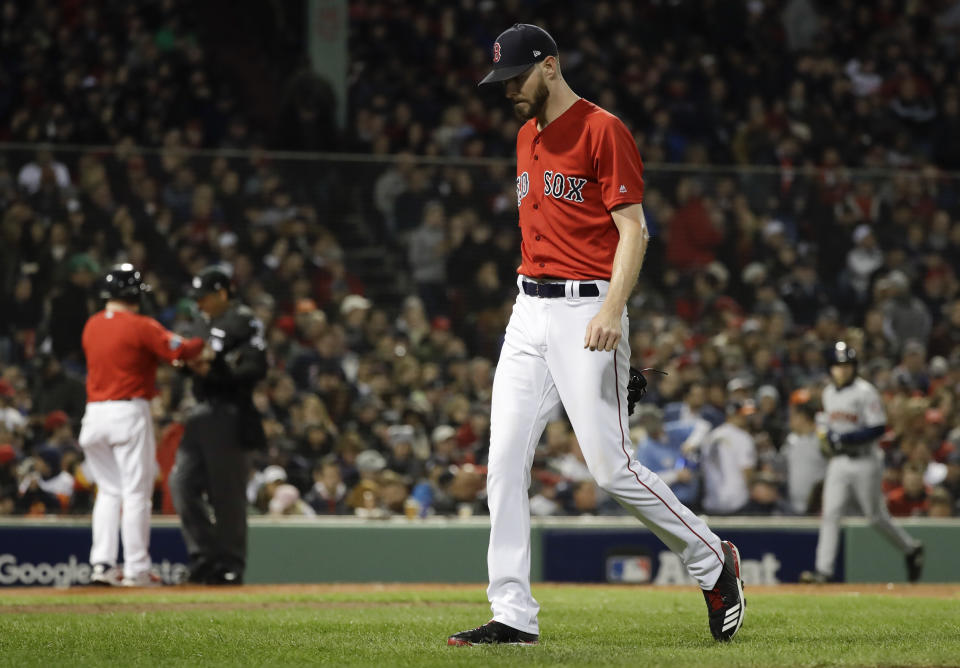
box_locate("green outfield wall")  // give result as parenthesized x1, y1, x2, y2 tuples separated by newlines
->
(1, 517, 957, 586)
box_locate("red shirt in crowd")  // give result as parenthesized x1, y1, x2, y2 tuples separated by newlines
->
(82, 309, 204, 402)
(514, 99, 645, 280)
(665, 196, 723, 271)
(885, 485, 931, 517)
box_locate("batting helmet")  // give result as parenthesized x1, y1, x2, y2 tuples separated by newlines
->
(99, 263, 150, 301)
(826, 341, 857, 367)
(189, 266, 233, 299)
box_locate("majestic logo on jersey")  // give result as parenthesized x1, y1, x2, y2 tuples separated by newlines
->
(543, 170, 586, 202)
(516, 171, 529, 207)
(493, 42, 501, 63)
(619, 185, 628, 193)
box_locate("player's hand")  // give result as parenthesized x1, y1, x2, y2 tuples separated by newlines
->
(187, 358, 211, 376)
(675, 467, 693, 484)
(817, 428, 840, 457)
(584, 309, 622, 352)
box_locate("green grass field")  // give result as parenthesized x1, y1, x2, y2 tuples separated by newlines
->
(1, 584, 958, 667)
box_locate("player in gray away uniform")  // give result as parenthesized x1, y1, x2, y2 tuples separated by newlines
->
(800, 342, 924, 583)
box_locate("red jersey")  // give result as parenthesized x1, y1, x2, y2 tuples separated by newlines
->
(515, 99, 645, 279)
(82, 309, 204, 402)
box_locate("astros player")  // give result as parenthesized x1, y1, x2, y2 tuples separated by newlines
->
(448, 24, 745, 646)
(800, 342, 924, 583)
(80, 264, 205, 586)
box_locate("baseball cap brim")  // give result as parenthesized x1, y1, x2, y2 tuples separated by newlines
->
(189, 286, 214, 299)
(189, 280, 219, 299)
(478, 63, 535, 86)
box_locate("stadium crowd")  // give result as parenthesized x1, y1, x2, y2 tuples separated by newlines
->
(1, 0, 960, 520)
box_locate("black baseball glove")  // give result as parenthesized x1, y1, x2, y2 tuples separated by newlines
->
(627, 367, 667, 415)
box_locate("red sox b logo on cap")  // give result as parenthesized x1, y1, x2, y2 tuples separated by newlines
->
(493, 42, 501, 63)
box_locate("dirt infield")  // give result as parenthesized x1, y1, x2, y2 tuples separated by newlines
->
(1, 582, 957, 615)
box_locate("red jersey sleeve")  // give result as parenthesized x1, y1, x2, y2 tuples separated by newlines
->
(594, 117, 645, 211)
(137, 316, 204, 363)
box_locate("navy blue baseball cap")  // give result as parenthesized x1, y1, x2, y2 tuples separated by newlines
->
(478, 24, 559, 86)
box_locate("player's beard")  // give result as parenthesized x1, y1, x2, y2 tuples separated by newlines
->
(513, 79, 549, 121)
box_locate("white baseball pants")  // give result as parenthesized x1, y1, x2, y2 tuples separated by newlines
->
(486, 277, 725, 634)
(814, 449, 919, 577)
(79, 399, 158, 579)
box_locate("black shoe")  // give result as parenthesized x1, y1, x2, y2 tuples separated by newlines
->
(185, 563, 213, 585)
(447, 621, 539, 646)
(206, 568, 243, 585)
(703, 540, 746, 641)
(906, 544, 924, 583)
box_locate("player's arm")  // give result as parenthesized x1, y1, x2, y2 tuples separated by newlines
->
(838, 386, 887, 444)
(681, 417, 711, 454)
(192, 316, 268, 384)
(141, 317, 205, 363)
(584, 202, 649, 351)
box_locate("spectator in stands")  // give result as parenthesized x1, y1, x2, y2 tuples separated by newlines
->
(304, 455, 348, 515)
(883, 271, 933, 353)
(700, 400, 758, 515)
(17, 149, 71, 195)
(48, 255, 98, 369)
(268, 483, 315, 516)
(755, 385, 786, 449)
(739, 471, 795, 516)
(560, 480, 615, 517)
(545, 424, 591, 484)
(0, 443, 19, 514)
(665, 178, 723, 271)
(4, 275, 43, 355)
(426, 424, 462, 471)
(29, 354, 86, 428)
(16, 452, 62, 514)
(930, 299, 960, 357)
(663, 381, 723, 429)
(843, 225, 883, 311)
(886, 465, 931, 517)
(943, 450, 960, 513)
(0, 381, 26, 435)
(384, 425, 424, 480)
(892, 340, 931, 394)
(634, 405, 699, 509)
(927, 486, 954, 517)
(407, 200, 448, 315)
(379, 470, 411, 516)
(253, 465, 289, 514)
(346, 479, 385, 518)
(780, 395, 827, 515)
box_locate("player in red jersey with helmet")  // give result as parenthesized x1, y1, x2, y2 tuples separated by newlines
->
(80, 264, 205, 586)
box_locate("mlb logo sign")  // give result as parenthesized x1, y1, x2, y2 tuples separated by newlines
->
(606, 555, 652, 583)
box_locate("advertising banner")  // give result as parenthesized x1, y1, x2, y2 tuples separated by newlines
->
(543, 528, 832, 584)
(0, 525, 189, 587)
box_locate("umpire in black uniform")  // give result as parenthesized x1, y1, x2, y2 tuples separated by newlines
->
(171, 266, 267, 584)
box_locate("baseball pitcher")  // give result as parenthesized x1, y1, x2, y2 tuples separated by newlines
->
(448, 24, 745, 646)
